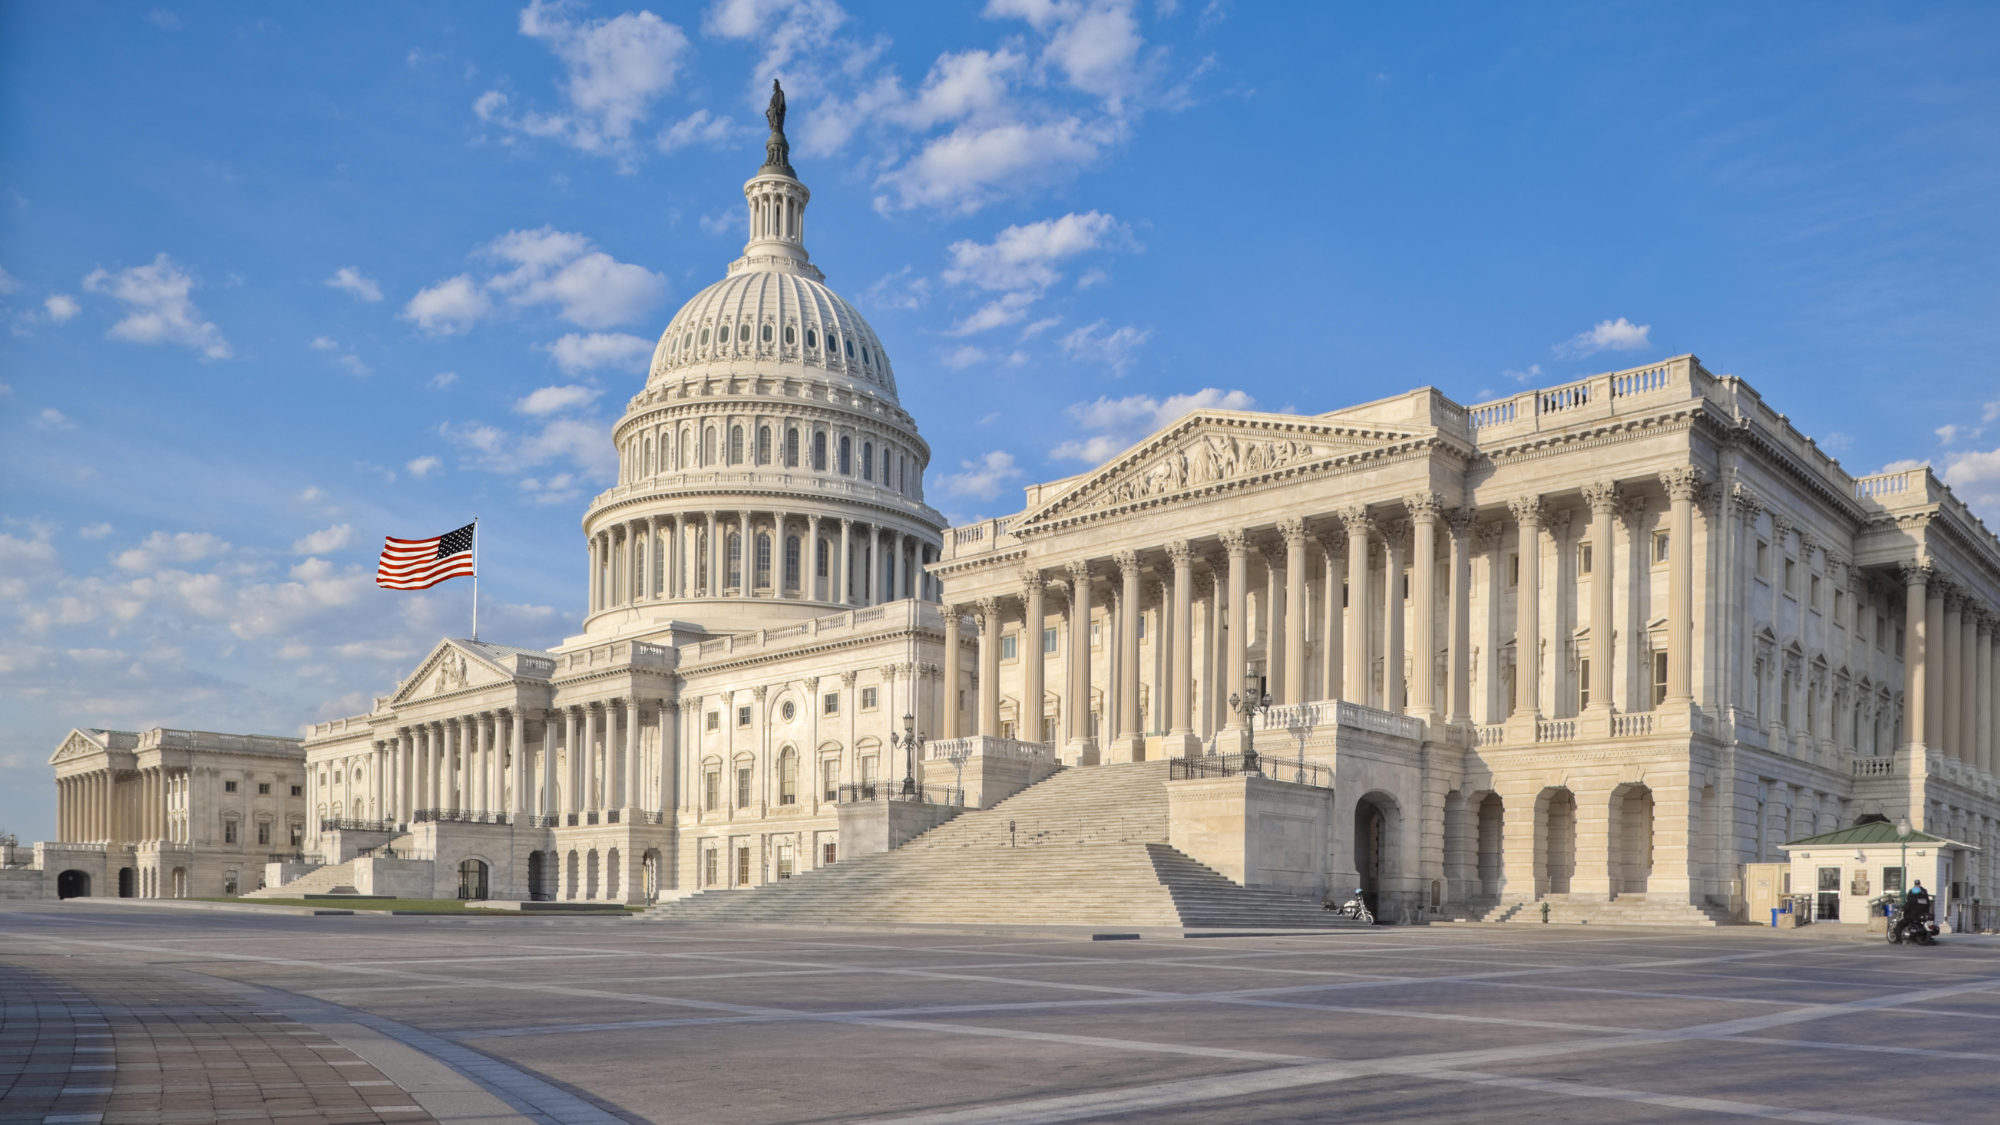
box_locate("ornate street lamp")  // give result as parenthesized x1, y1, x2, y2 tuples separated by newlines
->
(889, 712, 925, 797)
(1226, 677, 1271, 775)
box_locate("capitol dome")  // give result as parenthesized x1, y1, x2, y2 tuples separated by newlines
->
(573, 87, 946, 644)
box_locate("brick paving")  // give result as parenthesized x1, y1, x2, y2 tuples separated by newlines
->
(0, 956, 435, 1125)
(4, 902, 1998, 1124)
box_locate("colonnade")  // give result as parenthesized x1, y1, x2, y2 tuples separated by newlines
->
(56, 768, 187, 845)
(944, 478, 1707, 752)
(1901, 566, 2000, 773)
(586, 511, 936, 614)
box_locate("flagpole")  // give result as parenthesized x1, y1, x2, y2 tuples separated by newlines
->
(471, 517, 480, 642)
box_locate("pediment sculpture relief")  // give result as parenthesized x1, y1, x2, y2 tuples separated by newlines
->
(433, 653, 470, 695)
(1081, 432, 1322, 512)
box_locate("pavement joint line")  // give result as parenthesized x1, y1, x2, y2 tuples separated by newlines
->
(1725, 1035, 2000, 1063)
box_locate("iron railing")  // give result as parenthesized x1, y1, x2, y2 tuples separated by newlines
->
(266, 852, 325, 865)
(1170, 752, 1332, 789)
(411, 809, 512, 825)
(319, 817, 396, 833)
(836, 783, 965, 806)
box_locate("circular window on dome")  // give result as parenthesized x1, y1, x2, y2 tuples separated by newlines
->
(784, 325, 796, 345)
(700, 328, 710, 346)
(761, 324, 773, 343)
(805, 328, 818, 349)
(781, 700, 796, 722)
(739, 324, 751, 342)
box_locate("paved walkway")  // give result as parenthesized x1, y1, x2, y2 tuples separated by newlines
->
(2, 902, 1996, 1124)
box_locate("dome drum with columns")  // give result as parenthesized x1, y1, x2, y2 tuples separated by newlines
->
(578, 98, 944, 643)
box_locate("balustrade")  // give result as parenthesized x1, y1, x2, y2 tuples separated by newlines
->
(1610, 713, 1654, 737)
(1851, 757, 1896, 778)
(928, 736, 1057, 763)
(1536, 719, 1578, 743)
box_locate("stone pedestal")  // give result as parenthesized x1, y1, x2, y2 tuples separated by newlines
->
(1167, 774, 1337, 901)
(835, 795, 961, 856)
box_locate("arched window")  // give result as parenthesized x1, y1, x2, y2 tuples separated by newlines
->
(738, 323, 751, 342)
(839, 436, 852, 475)
(761, 323, 773, 343)
(728, 533, 743, 589)
(844, 337, 854, 358)
(806, 327, 818, 350)
(812, 431, 828, 471)
(778, 747, 798, 806)
(699, 327, 710, 346)
(784, 427, 800, 467)
(784, 325, 795, 346)
(784, 535, 801, 590)
(728, 425, 744, 464)
(862, 441, 874, 481)
(757, 426, 772, 465)
(882, 447, 891, 482)
(644, 437, 653, 475)
(755, 532, 773, 589)
(702, 427, 717, 465)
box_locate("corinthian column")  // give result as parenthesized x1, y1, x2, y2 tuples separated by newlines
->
(1167, 541, 1198, 753)
(1383, 519, 1409, 714)
(1342, 508, 1372, 705)
(1406, 495, 1441, 728)
(1021, 570, 1047, 745)
(977, 596, 1003, 738)
(1582, 482, 1621, 734)
(942, 604, 963, 740)
(1114, 550, 1143, 761)
(1445, 509, 1473, 726)
(1220, 531, 1250, 739)
(1066, 560, 1098, 764)
(1280, 518, 1309, 705)
(1509, 496, 1545, 731)
(1660, 467, 1703, 726)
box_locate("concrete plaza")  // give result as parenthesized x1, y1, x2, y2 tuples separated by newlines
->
(2, 904, 1996, 1125)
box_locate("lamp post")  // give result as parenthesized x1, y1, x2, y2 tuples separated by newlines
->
(1896, 815, 1912, 894)
(890, 712, 925, 797)
(1226, 673, 1271, 774)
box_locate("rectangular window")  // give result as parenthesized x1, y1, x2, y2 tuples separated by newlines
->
(1508, 554, 1519, 586)
(1578, 658, 1591, 709)
(823, 692, 840, 715)
(290, 822, 303, 847)
(258, 782, 271, 795)
(860, 754, 878, 786)
(737, 705, 752, 727)
(1042, 627, 1058, 654)
(1579, 542, 1593, 575)
(1654, 531, 1670, 564)
(289, 785, 302, 797)
(1810, 575, 1821, 610)
(1001, 634, 1018, 660)
(1138, 613, 1148, 639)
(1091, 620, 1102, 647)
(1833, 589, 1845, 622)
(780, 755, 798, 805)
(736, 846, 751, 886)
(777, 845, 794, 879)
(706, 711, 720, 731)
(256, 822, 271, 846)
(224, 820, 238, 844)
(784, 535, 800, 589)
(1756, 540, 1769, 578)
(1894, 626, 1904, 657)
(1876, 614, 1887, 649)
(1883, 866, 1904, 894)
(1783, 558, 1796, 594)
(704, 847, 718, 886)
(823, 842, 837, 866)
(736, 767, 752, 807)
(816, 537, 829, 578)
(1342, 581, 1349, 608)
(1780, 672, 1792, 726)
(703, 770, 719, 810)
(822, 759, 839, 802)
(1653, 651, 1670, 707)
(862, 686, 878, 710)
(224, 780, 239, 793)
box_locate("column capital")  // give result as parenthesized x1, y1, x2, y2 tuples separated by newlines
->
(1258, 537, 1285, 565)
(1020, 566, 1046, 592)
(1444, 506, 1476, 538)
(1277, 516, 1309, 543)
(1581, 481, 1623, 515)
(1314, 531, 1344, 559)
(839, 669, 859, 688)
(1065, 559, 1093, 584)
(1731, 482, 1765, 518)
(1165, 539, 1193, 567)
(1112, 548, 1140, 575)
(976, 595, 1002, 620)
(1660, 465, 1707, 502)
(1507, 495, 1545, 527)
(751, 683, 770, 702)
(1219, 529, 1249, 555)
(1381, 519, 1410, 548)
(1338, 505, 1372, 534)
(1403, 492, 1444, 523)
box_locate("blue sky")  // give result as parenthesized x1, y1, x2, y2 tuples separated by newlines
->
(2, 1, 1997, 841)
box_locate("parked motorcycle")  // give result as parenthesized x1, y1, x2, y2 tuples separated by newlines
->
(1323, 889, 1374, 925)
(1887, 908, 1939, 946)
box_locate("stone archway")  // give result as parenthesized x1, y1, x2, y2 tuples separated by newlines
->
(1474, 792, 1505, 898)
(457, 858, 490, 901)
(1610, 783, 1655, 895)
(1353, 791, 1401, 920)
(643, 848, 663, 902)
(57, 870, 90, 899)
(1538, 787, 1576, 896)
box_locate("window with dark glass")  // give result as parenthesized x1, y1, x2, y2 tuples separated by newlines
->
(812, 431, 827, 470)
(862, 441, 874, 480)
(784, 427, 800, 467)
(785, 535, 801, 589)
(757, 426, 772, 464)
(839, 436, 852, 474)
(727, 532, 742, 588)
(756, 532, 772, 588)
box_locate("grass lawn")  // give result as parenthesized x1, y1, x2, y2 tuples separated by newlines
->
(194, 897, 641, 914)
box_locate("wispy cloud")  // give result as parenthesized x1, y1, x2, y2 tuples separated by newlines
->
(1050, 387, 1253, 462)
(80, 253, 231, 359)
(1058, 319, 1151, 376)
(514, 384, 602, 415)
(543, 331, 654, 374)
(941, 210, 1132, 335)
(291, 524, 355, 554)
(325, 267, 383, 302)
(404, 227, 665, 336)
(936, 449, 1023, 500)
(1555, 317, 1650, 360)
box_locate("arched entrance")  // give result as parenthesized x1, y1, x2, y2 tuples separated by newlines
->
(57, 870, 90, 899)
(1353, 792, 1398, 920)
(457, 858, 489, 901)
(1475, 793, 1504, 897)
(117, 868, 134, 898)
(1612, 784, 1655, 894)
(527, 851, 548, 901)
(643, 849, 663, 902)
(564, 850, 580, 899)
(586, 849, 601, 900)
(171, 867, 187, 899)
(605, 847, 621, 901)
(1539, 788, 1576, 896)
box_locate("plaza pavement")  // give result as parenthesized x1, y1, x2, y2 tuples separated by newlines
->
(1, 902, 1995, 1125)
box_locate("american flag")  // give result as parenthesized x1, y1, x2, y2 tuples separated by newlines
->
(376, 522, 477, 590)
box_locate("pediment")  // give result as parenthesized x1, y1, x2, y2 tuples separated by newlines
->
(49, 729, 105, 765)
(1014, 412, 1414, 530)
(390, 640, 514, 706)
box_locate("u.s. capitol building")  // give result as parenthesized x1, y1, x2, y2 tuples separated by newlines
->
(27, 112, 1999, 928)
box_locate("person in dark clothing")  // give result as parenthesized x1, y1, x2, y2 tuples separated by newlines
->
(1893, 880, 1933, 942)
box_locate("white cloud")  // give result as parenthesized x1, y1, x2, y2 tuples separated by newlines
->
(948, 291, 1039, 336)
(0, 265, 19, 293)
(34, 408, 74, 431)
(406, 455, 443, 479)
(429, 371, 459, 389)
(864, 266, 931, 310)
(1875, 458, 1930, 475)
(78, 523, 114, 540)
(544, 331, 653, 374)
(1984, 398, 2000, 425)
(80, 253, 231, 359)
(989, 0, 1153, 110)
(337, 355, 371, 376)
(309, 335, 339, 351)
(1937, 424, 1969, 446)
(408, 229, 664, 336)
(1058, 319, 1151, 376)
(43, 294, 80, 322)
(1503, 363, 1543, 384)
(112, 530, 228, 572)
(1020, 316, 1061, 339)
(657, 108, 737, 152)
(401, 273, 494, 335)
(1943, 447, 2000, 521)
(325, 267, 383, 302)
(291, 524, 355, 554)
(147, 9, 180, 30)
(940, 345, 988, 369)
(944, 210, 1128, 292)
(876, 118, 1114, 214)
(937, 450, 1024, 500)
(515, 384, 604, 415)
(480, 0, 692, 167)
(1051, 386, 1252, 462)
(1555, 317, 1651, 360)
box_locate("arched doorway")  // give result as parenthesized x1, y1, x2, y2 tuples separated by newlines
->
(57, 870, 90, 899)
(643, 849, 663, 902)
(527, 851, 548, 901)
(117, 868, 134, 898)
(1612, 784, 1655, 894)
(605, 847, 621, 901)
(1539, 788, 1576, 896)
(586, 849, 601, 900)
(171, 867, 187, 899)
(457, 858, 489, 901)
(565, 850, 580, 900)
(1475, 793, 1504, 897)
(1354, 793, 1397, 920)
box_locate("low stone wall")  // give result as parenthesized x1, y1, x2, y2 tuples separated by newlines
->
(351, 856, 437, 898)
(837, 797, 961, 855)
(0, 868, 48, 900)
(1168, 775, 1337, 901)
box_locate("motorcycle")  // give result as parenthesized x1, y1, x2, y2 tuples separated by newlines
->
(1323, 889, 1373, 925)
(1887, 908, 1939, 946)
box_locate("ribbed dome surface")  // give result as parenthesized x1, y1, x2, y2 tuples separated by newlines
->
(648, 266, 899, 401)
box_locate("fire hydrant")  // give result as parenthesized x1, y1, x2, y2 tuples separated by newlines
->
(1540, 901, 1551, 924)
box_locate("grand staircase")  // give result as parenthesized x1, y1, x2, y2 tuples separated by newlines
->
(642, 762, 1356, 929)
(242, 859, 357, 898)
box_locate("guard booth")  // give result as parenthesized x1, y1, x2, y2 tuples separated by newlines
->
(1780, 820, 1980, 929)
